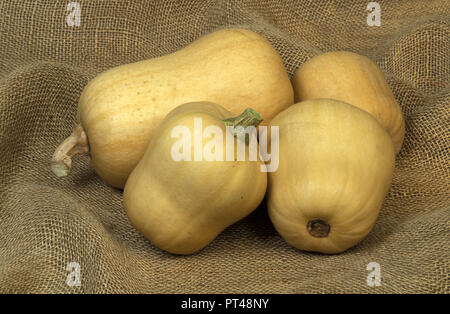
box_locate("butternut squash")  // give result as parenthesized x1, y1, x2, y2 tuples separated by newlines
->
(123, 102, 267, 255)
(51, 28, 293, 188)
(267, 99, 395, 254)
(292, 51, 405, 154)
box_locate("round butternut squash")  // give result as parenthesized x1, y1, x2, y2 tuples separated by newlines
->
(123, 101, 267, 255)
(292, 51, 405, 154)
(51, 28, 293, 188)
(267, 99, 395, 254)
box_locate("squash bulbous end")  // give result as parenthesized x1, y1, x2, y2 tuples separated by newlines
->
(307, 219, 330, 238)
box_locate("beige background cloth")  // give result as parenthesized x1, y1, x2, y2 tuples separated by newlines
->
(0, 0, 448, 293)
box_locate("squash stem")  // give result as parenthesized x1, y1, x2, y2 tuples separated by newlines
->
(222, 108, 263, 144)
(307, 219, 330, 238)
(50, 124, 89, 177)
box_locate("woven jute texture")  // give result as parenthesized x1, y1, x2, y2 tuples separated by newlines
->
(0, 0, 449, 293)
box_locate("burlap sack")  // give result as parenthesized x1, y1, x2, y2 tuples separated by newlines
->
(0, 0, 448, 293)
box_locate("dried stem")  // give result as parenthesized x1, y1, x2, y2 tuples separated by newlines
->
(222, 108, 263, 144)
(51, 124, 89, 177)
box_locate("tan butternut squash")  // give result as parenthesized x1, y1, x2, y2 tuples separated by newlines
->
(51, 28, 293, 188)
(267, 99, 395, 254)
(123, 102, 267, 255)
(292, 51, 405, 154)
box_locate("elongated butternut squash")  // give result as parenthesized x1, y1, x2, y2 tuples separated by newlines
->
(51, 28, 293, 188)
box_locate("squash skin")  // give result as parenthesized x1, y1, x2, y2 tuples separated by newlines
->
(267, 99, 395, 254)
(77, 28, 293, 188)
(292, 51, 405, 154)
(123, 102, 267, 255)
